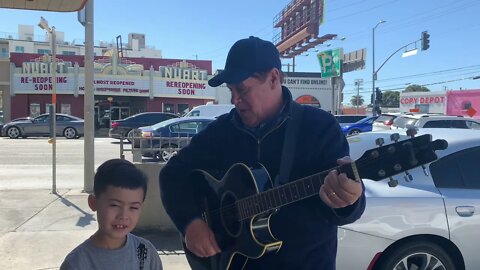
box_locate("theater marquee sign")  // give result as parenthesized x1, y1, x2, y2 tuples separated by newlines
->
(10, 53, 215, 99)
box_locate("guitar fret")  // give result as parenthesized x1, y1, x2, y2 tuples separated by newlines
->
(247, 198, 254, 217)
(280, 188, 288, 205)
(285, 185, 293, 202)
(313, 174, 323, 191)
(260, 193, 266, 213)
(295, 181, 306, 198)
(300, 180, 309, 196)
(273, 188, 281, 207)
(239, 201, 246, 220)
(291, 183, 299, 201)
(305, 177, 315, 194)
(254, 196, 260, 214)
(266, 191, 272, 210)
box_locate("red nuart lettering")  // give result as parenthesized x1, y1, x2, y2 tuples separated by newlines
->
(178, 89, 195, 95)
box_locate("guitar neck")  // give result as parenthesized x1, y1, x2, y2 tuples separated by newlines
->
(236, 163, 356, 220)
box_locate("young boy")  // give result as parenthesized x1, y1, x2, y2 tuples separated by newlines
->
(60, 159, 163, 270)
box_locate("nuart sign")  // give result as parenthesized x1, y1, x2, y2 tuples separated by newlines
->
(10, 53, 216, 99)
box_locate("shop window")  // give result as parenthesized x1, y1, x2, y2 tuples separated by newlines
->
(462, 101, 472, 110)
(61, 104, 71, 115)
(38, 49, 51, 55)
(177, 104, 189, 116)
(29, 103, 41, 117)
(0, 47, 7, 58)
(163, 103, 175, 113)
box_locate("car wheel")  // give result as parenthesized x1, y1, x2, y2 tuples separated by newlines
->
(348, 129, 361, 136)
(7, 126, 21, 139)
(377, 240, 456, 270)
(63, 127, 77, 139)
(157, 144, 178, 162)
(126, 129, 136, 144)
(127, 129, 141, 148)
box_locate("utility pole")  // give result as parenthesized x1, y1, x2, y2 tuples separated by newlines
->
(354, 79, 363, 114)
(372, 20, 386, 116)
(84, 0, 95, 192)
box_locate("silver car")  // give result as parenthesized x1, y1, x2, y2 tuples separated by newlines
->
(337, 128, 480, 270)
(1, 113, 84, 139)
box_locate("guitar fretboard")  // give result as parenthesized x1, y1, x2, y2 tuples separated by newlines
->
(236, 163, 354, 220)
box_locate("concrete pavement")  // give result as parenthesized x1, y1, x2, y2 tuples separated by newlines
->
(0, 188, 190, 270)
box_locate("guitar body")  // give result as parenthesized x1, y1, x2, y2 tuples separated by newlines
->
(188, 163, 282, 270)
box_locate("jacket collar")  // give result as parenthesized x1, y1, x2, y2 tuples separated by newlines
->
(231, 86, 294, 137)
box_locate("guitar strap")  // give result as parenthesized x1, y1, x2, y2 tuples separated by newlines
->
(274, 102, 304, 186)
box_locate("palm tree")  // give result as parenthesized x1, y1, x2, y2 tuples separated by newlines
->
(350, 95, 364, 106)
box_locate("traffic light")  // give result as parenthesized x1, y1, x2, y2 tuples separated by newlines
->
(421, 31, 430, 51)
(375, 87, 383, 104)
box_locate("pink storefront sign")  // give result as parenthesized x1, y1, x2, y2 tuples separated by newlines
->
(446, 89, 480, 119)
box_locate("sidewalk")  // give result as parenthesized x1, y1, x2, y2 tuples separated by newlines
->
(0, 189, 190, 270)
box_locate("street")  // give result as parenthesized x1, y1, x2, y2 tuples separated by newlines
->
(0, 137, 134, 190)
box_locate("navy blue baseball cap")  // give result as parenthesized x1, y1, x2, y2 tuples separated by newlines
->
(208, 36, 282, 87)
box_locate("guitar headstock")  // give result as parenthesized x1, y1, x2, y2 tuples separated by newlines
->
(355, 134, 448, 182)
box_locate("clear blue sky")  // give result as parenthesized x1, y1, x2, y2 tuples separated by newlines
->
(1, 0, 479, 104)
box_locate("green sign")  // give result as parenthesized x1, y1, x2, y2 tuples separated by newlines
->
(317, 48, 342, 78)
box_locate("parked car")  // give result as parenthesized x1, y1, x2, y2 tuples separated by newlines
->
(372, 112, 402, 131)
(334, 114, 367, 127)
(336, 128, 480, 270)
(341, 115, 379, 136)
(108, 112, 179, 142)
(139, 116, 215, 162)
(1, 113, 84, 139)
(392, 114, 480, 130)
(183, 104, 235, 118)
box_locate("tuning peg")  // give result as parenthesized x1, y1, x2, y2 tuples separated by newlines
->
(404, 171, 413, 182)
(375, 138, 385, 147)
(390, 133, 400, 143)
(422, 165, 429, 176)
(388, 177, 398, 187)
(406, 126, 418, 138)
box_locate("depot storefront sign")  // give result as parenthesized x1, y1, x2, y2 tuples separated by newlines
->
(399, 92, 447, 114)
(400, 96, 446, 105)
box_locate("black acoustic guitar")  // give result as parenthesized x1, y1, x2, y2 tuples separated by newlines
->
(186, 134, 448, 270)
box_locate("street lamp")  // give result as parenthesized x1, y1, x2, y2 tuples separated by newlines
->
(38, 16, 57, 194)
(372, 19, 386, 116)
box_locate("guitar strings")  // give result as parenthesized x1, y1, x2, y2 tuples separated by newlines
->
(204, 140, 426, 222)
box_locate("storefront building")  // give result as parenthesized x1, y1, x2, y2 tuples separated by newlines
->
(8, 52, 216, 127)
(399, 90, 480, 119)
(5, 54, 341, 126)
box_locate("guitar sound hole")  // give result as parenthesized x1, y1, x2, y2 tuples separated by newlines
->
(220, 191, 241, 238)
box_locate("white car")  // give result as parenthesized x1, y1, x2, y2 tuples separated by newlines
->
(337, 128, 480, 270)
(392, 114, 480, 130)
(372, 112, 402, 131)
(183, 104, 234, 118)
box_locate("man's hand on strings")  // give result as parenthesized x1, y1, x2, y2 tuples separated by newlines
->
(319, 156, 363, 208)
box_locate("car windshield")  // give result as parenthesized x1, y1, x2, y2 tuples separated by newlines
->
(375, 115, 395, 123)
(151, 118, 183, 129)
(394, 117, 418, 128)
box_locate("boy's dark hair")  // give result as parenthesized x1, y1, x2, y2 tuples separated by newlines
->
(93, 159, 148, 201)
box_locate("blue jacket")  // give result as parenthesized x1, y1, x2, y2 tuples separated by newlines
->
(160, 87, 366, 269)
